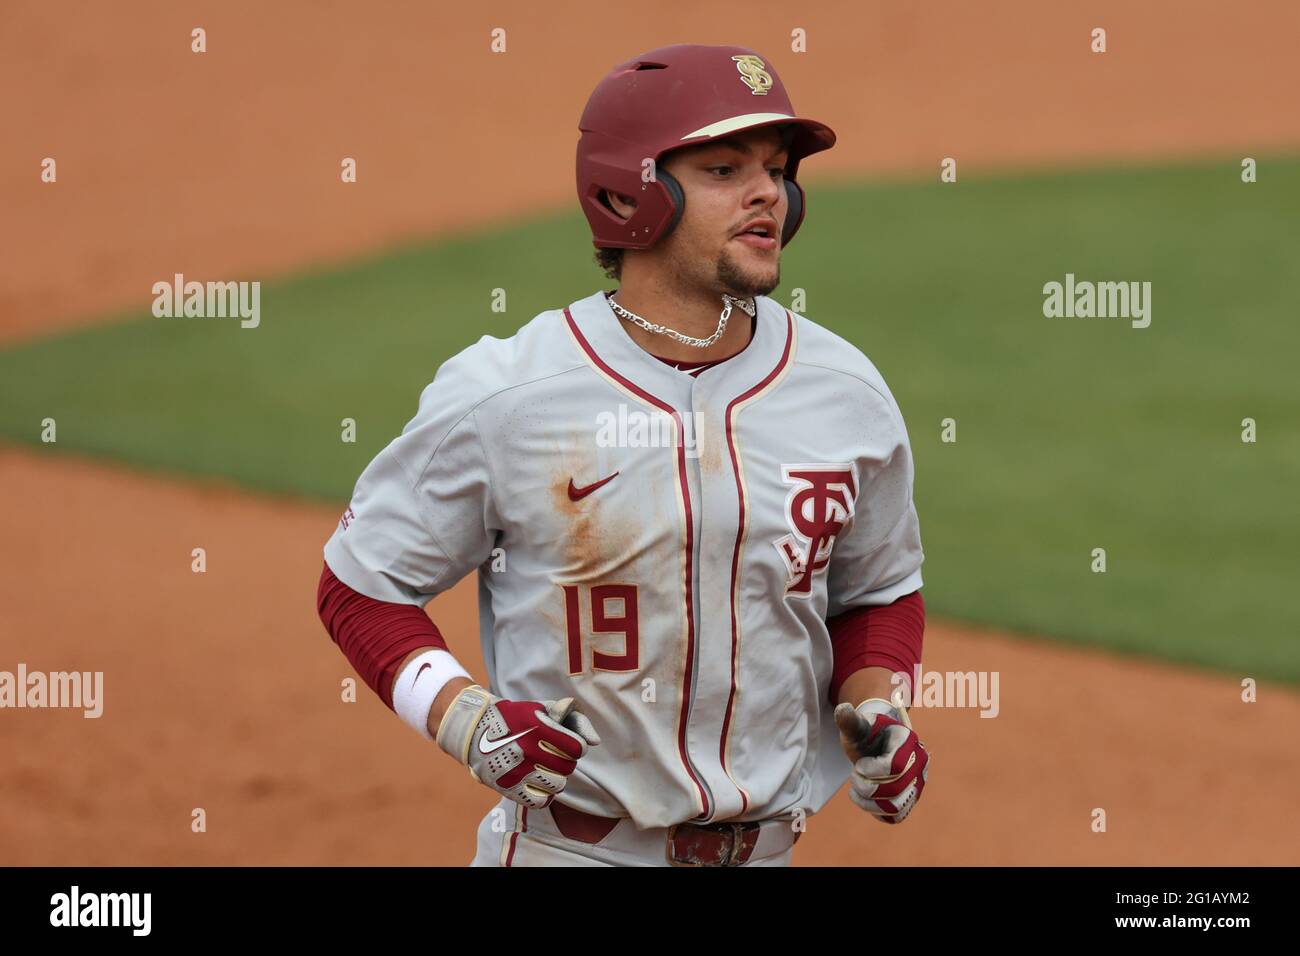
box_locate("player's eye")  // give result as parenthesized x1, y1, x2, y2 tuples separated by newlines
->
(707, 164, 783, 182)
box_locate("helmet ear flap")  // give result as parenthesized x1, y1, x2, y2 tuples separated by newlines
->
(780, 179, 805, 247)
(655, 169, 686, 242)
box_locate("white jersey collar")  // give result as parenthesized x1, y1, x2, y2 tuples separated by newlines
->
(562, 289, 795, 408)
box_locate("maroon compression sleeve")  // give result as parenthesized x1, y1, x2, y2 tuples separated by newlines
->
(316, 560, 450, 710)
(827, 590, 926, 705)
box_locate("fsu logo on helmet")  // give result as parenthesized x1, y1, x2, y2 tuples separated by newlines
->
(731, 55, 774, 95)
(773, 463, 859, 597)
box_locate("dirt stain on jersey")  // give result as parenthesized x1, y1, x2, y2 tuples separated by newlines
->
(695, 411, 726, 478)
(550, 467, 642, 584)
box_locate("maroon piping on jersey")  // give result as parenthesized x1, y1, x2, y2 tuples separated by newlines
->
(719, 309, 795, 815)
(505, 806, 527, 866)
(563, 307, 711, 819)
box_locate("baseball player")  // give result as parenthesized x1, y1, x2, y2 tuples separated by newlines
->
(317, 43, 930, 867)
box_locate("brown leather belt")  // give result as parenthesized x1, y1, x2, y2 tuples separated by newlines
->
(549, 801, 800, 867)
(666, 821, 764, 867)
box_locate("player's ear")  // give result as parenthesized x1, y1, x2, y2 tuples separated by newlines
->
(602, 189, 637, 222)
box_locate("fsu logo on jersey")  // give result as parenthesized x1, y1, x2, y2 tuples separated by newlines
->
(773, 463, 859, 597)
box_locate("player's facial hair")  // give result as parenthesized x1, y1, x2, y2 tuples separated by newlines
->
(716, 245, 780, 298)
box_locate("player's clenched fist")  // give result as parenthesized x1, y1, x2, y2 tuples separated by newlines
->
(834, 698, 930, 825)
(435, 684, 601, 809)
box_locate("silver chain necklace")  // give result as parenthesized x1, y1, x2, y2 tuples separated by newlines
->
(604, 290, 756, 349)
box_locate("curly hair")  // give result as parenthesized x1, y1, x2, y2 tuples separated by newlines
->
(594, 245, 624, 280)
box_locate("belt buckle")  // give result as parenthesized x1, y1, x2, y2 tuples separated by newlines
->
(666, 821, 753, 867)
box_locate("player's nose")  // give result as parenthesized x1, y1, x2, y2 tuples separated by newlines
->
(748, 166, 783, 207)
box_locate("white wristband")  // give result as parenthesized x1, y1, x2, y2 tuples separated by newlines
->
(392, 649, 471, 741)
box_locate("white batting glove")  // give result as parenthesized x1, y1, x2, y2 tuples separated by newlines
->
(834, 698, 931, 824)
(435, 684, 601, 810)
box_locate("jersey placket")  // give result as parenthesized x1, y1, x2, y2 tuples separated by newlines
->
(680, 379, 747, 823)
(683, 304, 797, 823)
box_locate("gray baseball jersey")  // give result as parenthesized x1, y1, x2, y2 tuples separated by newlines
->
(324, 288, 924, 828)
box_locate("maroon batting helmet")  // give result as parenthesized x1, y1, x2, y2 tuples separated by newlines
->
(576, 44, 837, 251)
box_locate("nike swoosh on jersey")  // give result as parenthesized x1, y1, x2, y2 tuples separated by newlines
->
(478, 727, 536, 755)
(567, 471, 620, 501)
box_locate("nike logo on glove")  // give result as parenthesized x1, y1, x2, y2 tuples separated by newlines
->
(568, 472, 620, 501)
(478, 727, 536, 755)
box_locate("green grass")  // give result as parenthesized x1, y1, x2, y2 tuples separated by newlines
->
(2, 156, 1297, 680)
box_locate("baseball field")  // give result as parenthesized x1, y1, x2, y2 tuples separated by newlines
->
(2, 0, 1297, 865)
